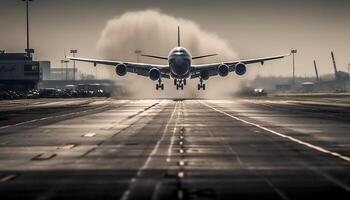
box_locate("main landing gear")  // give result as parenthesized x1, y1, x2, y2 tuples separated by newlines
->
(197, 78, 206, 90)
(174, 79, 185, 90)
(156, 79, 164, 90)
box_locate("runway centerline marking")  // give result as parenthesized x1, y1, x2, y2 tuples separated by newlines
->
(167, 103, 180, 162)
(120, 101, 178, 200)
(201, 101, 350, 163)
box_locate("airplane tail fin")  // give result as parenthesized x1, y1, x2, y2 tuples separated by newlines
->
(178, 26, 181, 47)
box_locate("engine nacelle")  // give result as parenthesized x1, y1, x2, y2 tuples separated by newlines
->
(218, 64, 229, 77)
(115, 64, 127, 76)
(235, 63, 246, 76)
(200, 70, 210, 80)
(149, 68, 161, 81)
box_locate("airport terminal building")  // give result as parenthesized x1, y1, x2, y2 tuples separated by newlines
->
(0, 52, 40, 91)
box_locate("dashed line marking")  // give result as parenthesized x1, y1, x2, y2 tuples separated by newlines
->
(82, 132, 96, 137)
(31, 153, 56, 161)
(0, 174, 17, 182)
(57, 144, 76, 150)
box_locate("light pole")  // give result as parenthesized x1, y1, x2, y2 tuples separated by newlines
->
(291, 49, 298, 90)
(70, 50, 78, 80)
(61, 60, 69, 80)
(60, 60, 64, 80)
(134, 49, 142, 63)
(22, 0, 33, 58)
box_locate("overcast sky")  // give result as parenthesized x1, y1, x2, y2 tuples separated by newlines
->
(1, 0, 350, 77)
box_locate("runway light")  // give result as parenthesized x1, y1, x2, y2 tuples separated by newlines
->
(177, 171, 185, 178)
(178, 160, 186, 166)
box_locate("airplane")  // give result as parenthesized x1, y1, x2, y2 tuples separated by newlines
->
(68, 26, 290, 91)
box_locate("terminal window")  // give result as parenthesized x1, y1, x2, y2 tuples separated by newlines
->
(24, 65, 39, 72)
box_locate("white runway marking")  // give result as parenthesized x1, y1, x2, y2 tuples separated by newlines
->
(201, 101, 350, 163)
(121, 102, 177, 200)
(0, 105, 110, 130)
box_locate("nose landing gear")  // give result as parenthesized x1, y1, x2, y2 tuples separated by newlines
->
(176, 84, 184, 90)
(174, 79, 186, 90)
(197, 78, 206, 90)
(156, 79, 164, 90)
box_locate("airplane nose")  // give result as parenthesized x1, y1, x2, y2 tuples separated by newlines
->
(175, 56, 184, 65)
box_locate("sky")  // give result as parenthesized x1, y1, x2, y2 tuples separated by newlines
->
(1, 0, 350, 79)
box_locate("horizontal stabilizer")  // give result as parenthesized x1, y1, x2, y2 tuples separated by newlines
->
(141, 54, 168, 60)
(192, 54, 217, 60)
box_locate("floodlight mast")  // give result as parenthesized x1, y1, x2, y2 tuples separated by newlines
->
(291, 49, 297, 90)
(22, 0, 33, 58)
(70, 50, 78, 80)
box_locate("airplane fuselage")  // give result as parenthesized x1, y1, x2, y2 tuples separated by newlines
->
(168, 47, 191, 79)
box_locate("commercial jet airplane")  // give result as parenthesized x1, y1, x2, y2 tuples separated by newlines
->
(69, 27, 290, 91)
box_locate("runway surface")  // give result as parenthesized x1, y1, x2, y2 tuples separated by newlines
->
(0, 98, 349, 200)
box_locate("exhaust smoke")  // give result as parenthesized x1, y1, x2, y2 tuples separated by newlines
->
(97, 9, 242, 98)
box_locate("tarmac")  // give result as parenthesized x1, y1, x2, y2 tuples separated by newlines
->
(0, 97, 349, 199)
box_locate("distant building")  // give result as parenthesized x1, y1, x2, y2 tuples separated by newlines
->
(0, 52, 40, 91)
(49, 68, 77, 80)
(39, 61, 51, 80)
(275, 84, 292, 91)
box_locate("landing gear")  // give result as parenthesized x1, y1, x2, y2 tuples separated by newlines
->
(197, 78, 206, 90)
(156, 79, 164, 90)
(176, 84, 184, 90)
(174, 79, 186, 90)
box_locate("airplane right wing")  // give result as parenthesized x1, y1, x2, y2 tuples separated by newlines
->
(190, 53, 290, 79)
(67, 57, 170, 78)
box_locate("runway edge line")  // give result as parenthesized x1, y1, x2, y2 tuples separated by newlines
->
(200, 101, 350, 163)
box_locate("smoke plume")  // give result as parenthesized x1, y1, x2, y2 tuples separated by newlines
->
(97, 9, 243, 98)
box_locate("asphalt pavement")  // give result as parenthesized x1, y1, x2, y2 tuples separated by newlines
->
(0, 98, 349, 200)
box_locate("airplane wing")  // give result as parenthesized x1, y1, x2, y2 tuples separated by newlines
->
(67, 57, 170, 78)
(190, 53, 290, 79)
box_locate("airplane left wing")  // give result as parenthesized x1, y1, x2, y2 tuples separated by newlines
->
(67, 57, 170, 78)
(190, 53, 290, 79)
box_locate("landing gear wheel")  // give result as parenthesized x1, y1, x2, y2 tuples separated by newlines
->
(174, 79, 177, 85)
(197, 78, 205, 90)
(156, 79, 164, 91)
(183, 79, 187, 85)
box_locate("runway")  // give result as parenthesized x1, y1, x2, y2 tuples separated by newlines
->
(0, 98, 349, 199)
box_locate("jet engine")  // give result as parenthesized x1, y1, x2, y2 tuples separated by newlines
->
(115, 64, 127, 76)
(218, 64, 229, 77)
(235, 63, 246, 76)
(149, 68, 161, 81)
(200, 70, 210, 80)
